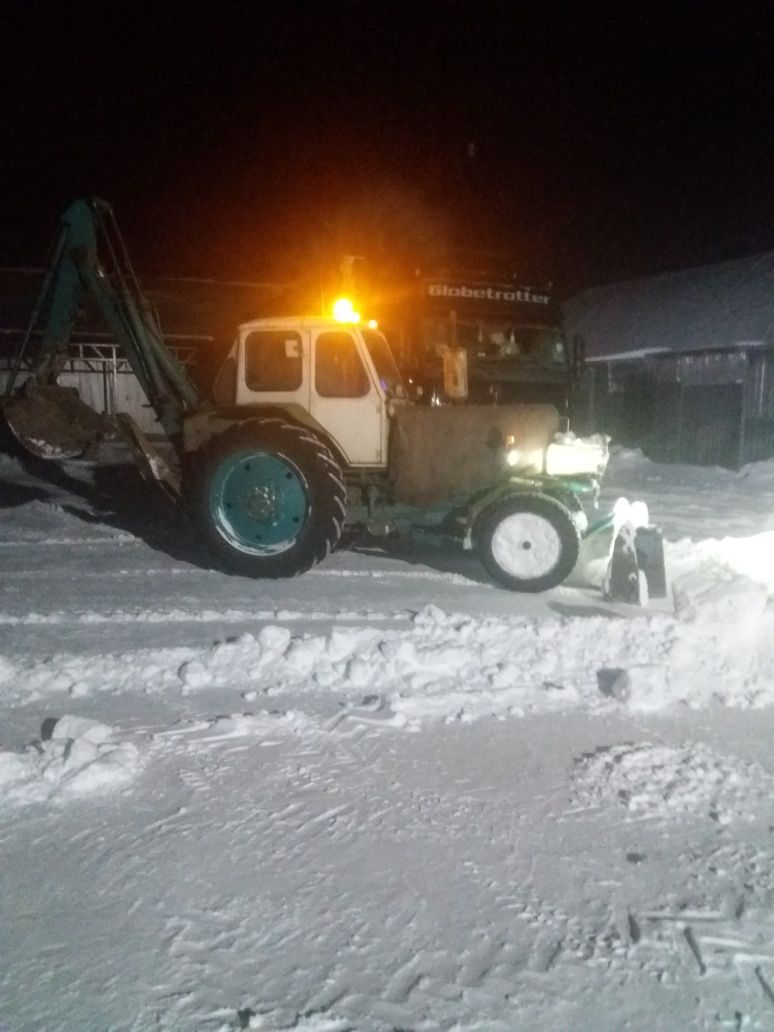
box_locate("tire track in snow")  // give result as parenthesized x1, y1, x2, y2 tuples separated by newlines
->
(144, 722, 636, 1026)
(110, 728, 585, 1029)
(0, 607, 405, 625)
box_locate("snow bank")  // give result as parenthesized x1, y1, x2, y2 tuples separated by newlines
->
(571, 740, 771, 823)
(12, 571, 774, 726)
(0, 498, 136, 545)
(603, 446, 774, 591)
(604, 445, 746, 487)
(0, 715, 142, 806)
(667, 532, 774, 592)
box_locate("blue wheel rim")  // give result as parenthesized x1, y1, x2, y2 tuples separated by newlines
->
(208, 449, 309, 555)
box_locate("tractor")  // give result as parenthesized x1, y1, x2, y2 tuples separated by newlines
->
(0, 198, 663, 599)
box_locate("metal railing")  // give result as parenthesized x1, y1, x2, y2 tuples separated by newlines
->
(0, 332, 206, 435)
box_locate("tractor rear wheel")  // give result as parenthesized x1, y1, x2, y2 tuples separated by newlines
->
(190, 419, 346, 577)
(475, 493, 581, 592)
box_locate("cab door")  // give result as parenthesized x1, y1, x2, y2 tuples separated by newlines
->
(310, 328, 384, 466)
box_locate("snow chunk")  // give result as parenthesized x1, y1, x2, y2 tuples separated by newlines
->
(178, 658, 213, 691)
(0, 715, 142, 806)
(257, 625, 292, 655)
(50, 714, 113, 745)
(571, 740, 771, 822)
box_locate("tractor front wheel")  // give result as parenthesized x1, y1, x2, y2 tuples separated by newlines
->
(190, 419, 345, 578)
(475, 493, 581, 592)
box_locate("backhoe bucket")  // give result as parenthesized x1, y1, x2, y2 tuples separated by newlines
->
(1, 383, 118, 460)
(575, 498, 667, 605)
(113, 412, 181, 503)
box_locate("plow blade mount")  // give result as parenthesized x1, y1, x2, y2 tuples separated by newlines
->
(1, 383, 118, 460)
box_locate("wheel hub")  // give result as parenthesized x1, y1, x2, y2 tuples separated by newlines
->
(243, 484, 280, 523)
(209, 449, 308, 554)
(491, 512, 561, 578)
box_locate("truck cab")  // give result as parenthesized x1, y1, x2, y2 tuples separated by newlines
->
(396, 274, 577, 413)
(211, 316, 408, 470)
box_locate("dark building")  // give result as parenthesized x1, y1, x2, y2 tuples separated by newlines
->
(564, 252, 774, 467)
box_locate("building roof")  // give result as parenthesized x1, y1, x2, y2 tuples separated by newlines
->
(563, 251, 774, 359)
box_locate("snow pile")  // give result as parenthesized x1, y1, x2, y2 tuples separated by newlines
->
(603, 445, 741, 487)
(0, 715, 141, 805)
(0, 497, 137, 546)
(12, 571, 774, 723)
(570, 740, 771, 822)
(178, 626, 295, 692)
(170, 580, 774, 723)
(169, 604, 657, 724)
(666, 532, 774, 592)
(0, 498, 76, 543)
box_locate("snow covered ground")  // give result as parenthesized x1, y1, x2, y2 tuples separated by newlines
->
(3, 447, 774, 1030)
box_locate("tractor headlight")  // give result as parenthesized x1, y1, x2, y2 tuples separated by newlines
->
(545, 434, 609, 477)
(505, 447, 544, 472)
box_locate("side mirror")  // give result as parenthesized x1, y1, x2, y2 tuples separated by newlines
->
(572, 334, 586, 379)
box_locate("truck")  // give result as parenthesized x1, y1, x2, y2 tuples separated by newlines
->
(369, 267, 583, 414)
(0, 197, 663, 600)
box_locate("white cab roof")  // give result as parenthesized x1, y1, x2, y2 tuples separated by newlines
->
(238, 316, 357, 333)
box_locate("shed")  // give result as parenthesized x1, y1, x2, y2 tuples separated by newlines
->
(563, 252, 774, 467)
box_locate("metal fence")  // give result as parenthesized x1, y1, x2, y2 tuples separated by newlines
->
(0, 333, 203, 437)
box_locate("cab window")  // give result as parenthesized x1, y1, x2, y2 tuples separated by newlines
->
(315, 332, 370, 397)
(245, 330, 303, 391)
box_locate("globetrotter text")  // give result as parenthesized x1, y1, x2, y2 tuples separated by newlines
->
(427, 283, 550, 305)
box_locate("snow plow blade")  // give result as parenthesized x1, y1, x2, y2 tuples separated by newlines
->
(605, 523, 667, 605)
(576, 498, 667, 605)
(1, 382, 118, 460)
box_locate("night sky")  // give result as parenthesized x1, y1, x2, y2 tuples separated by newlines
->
(1, 1, 772, 294)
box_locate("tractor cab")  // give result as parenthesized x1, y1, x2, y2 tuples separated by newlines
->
(213, 316, 408, 469)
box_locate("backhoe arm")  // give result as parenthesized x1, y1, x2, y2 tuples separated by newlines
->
(8, 197, 201, 441)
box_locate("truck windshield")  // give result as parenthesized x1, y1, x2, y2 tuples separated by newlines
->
(423, 319, 568, 370)
(361, 328, 407, 397)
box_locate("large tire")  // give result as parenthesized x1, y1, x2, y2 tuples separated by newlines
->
(190, 419, 346, 577)
(475, 493, 581, 592)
